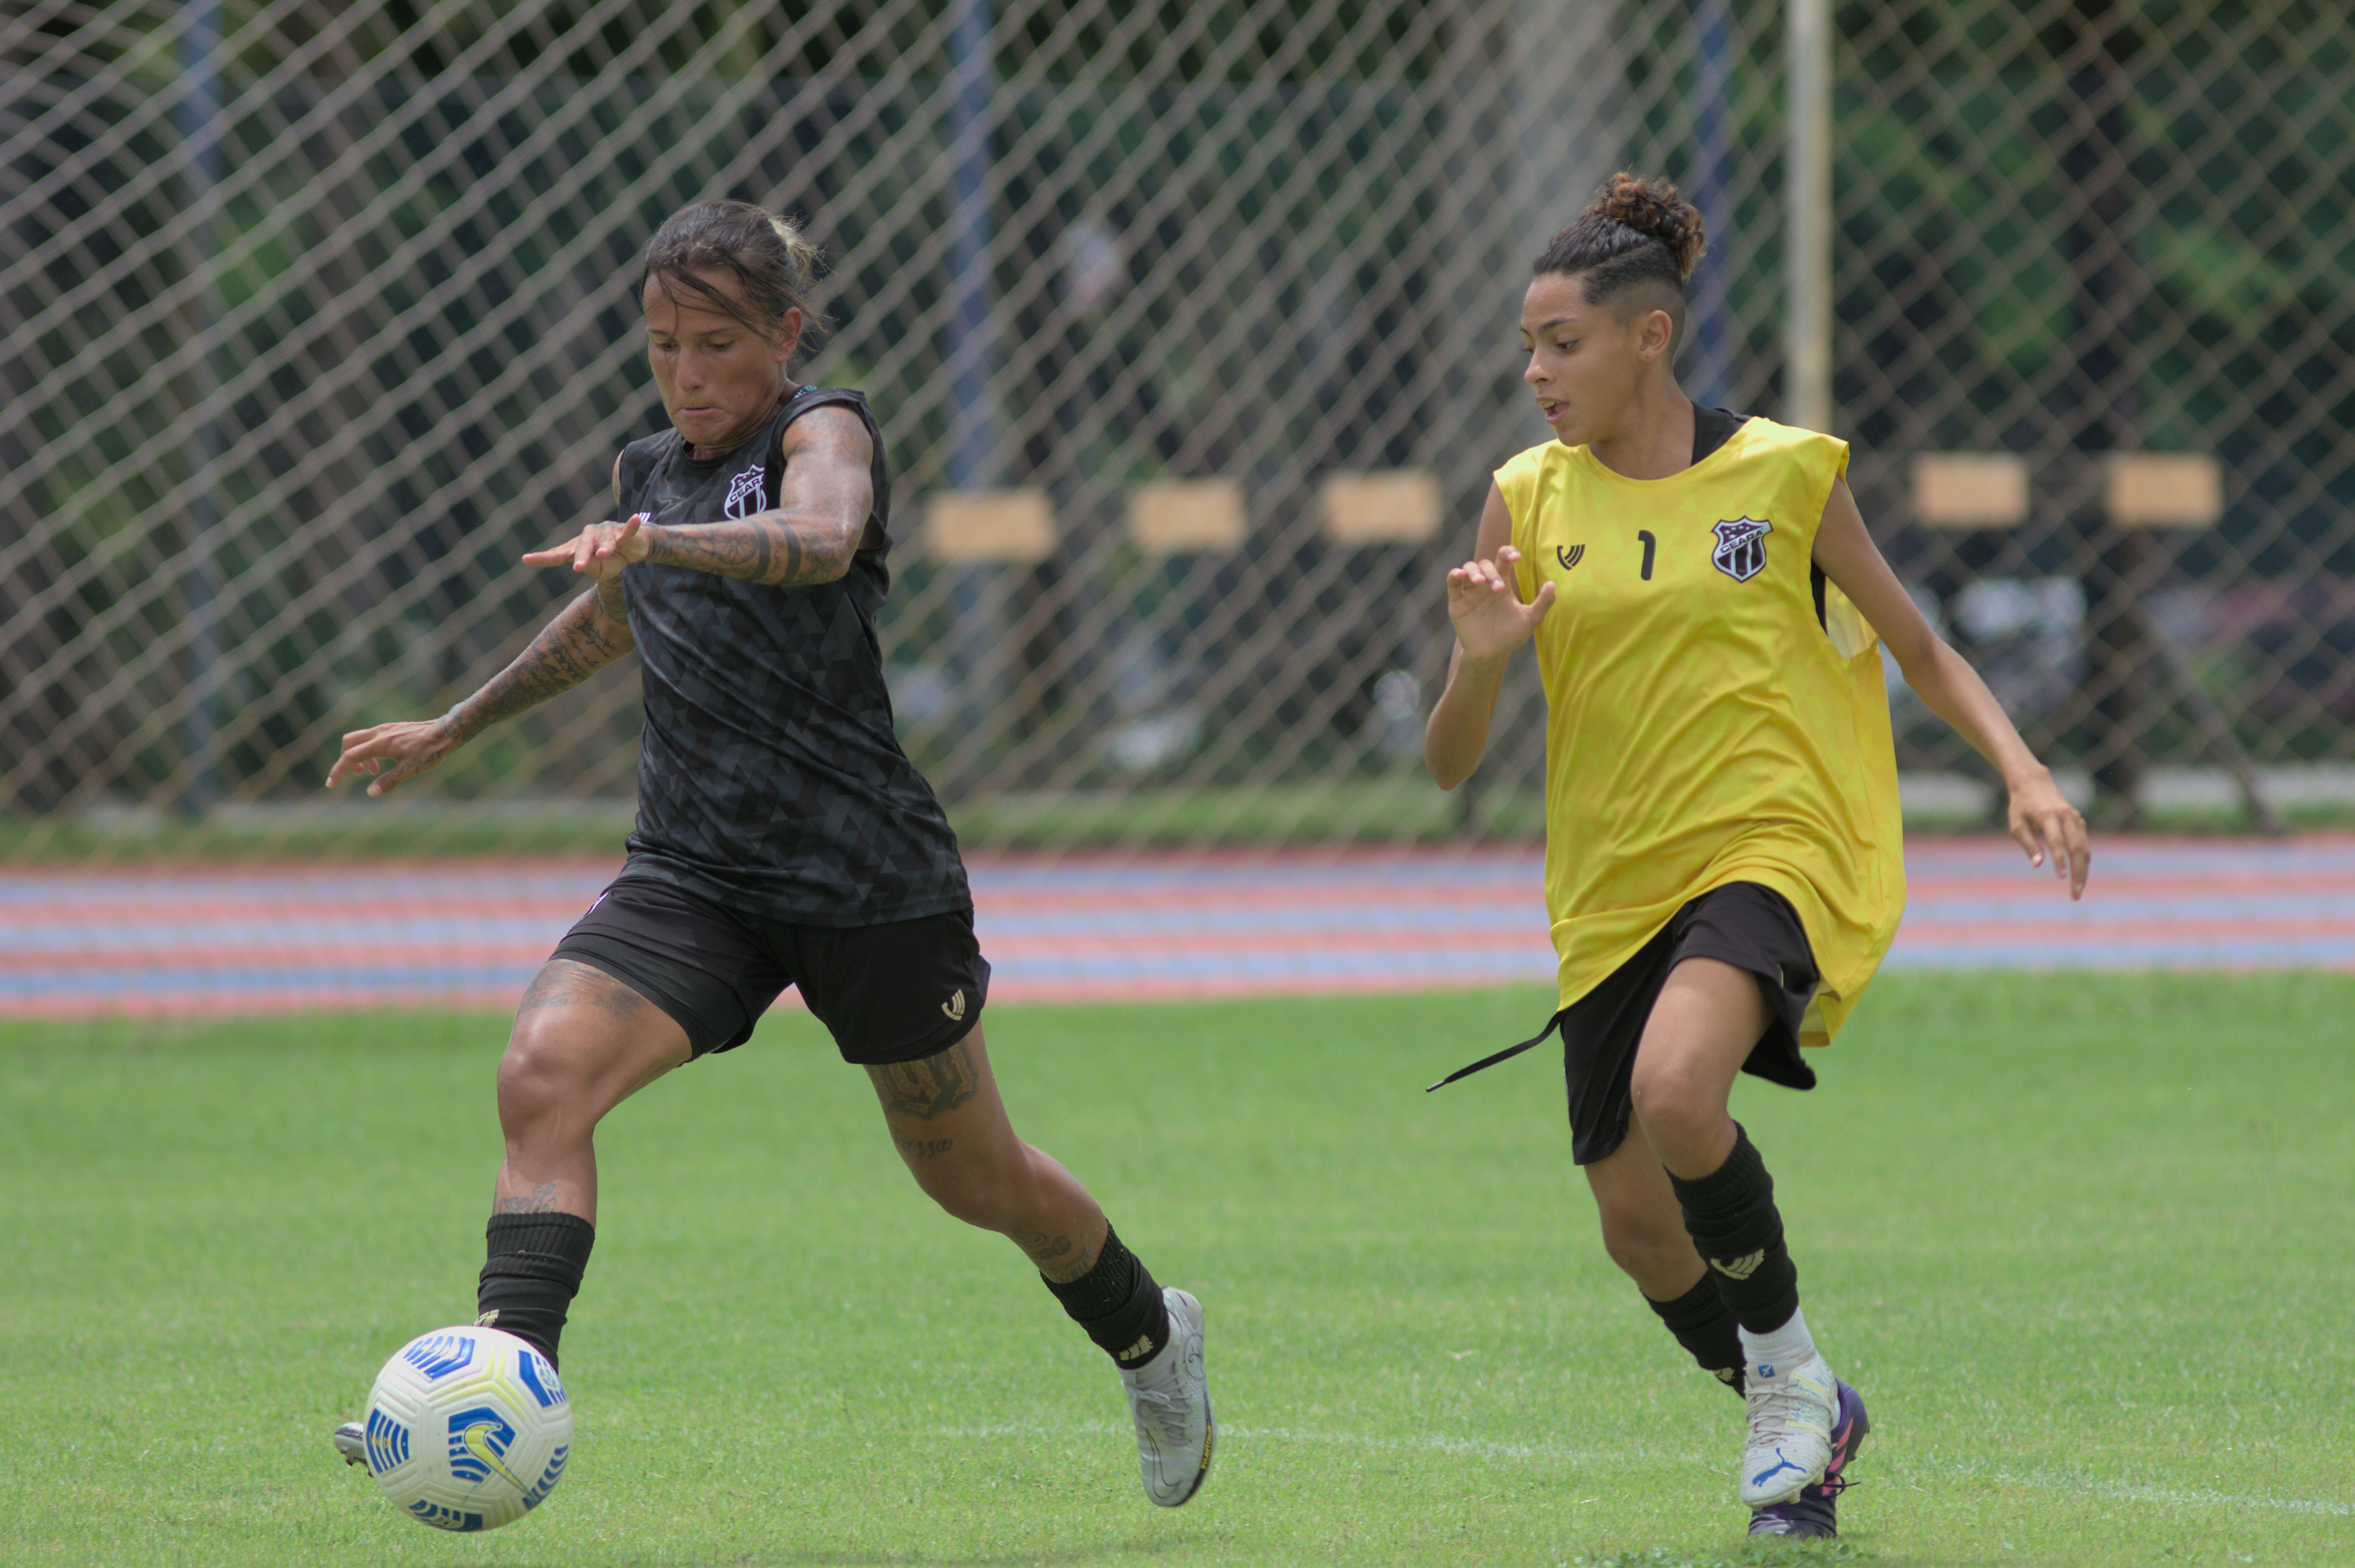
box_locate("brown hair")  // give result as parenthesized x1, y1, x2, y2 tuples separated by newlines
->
(1533, 172, 1707, 326)
(638, 199, 828, 356)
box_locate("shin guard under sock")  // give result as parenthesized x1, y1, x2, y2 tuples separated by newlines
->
(477, 1213, 595, 1370)
(1666, 1123, 1801, 1335)
(1040, 1224, 1170, 1369)
(1644, 1275, 1746, 1395)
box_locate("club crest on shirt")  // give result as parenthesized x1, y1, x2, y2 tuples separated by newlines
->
(1709, 516, 1772, 582)
(1555, 544, 1584, 572)
(723, 464, 766, 520)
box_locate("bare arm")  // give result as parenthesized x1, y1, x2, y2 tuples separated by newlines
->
(1811, 477, 2090, 897)
(326, 458, 638, 798)
(524, 404, 875, 588)
(1425, 485, 1554, 790)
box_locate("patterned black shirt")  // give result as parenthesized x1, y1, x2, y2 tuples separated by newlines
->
(612, 387, 969, 926)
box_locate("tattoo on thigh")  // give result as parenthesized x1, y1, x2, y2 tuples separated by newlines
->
(895, 1136, 955, 1161)
(517, 959, 649, 1021)
(494, 1181, 561, 1215)
(867, 1040, 980, 1119)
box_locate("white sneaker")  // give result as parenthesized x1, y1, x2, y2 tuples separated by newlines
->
(1738, 1349, 1838, 1507)
(1118, 1286, 1213, 1506)
(332, 1420, 367, 1467)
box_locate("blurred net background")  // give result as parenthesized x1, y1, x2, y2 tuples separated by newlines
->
(4, 0, 2350, 861)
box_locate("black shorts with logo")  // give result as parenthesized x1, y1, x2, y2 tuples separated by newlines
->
(1552, 882, 1820, 1166)
(547, 864, 989, 1065)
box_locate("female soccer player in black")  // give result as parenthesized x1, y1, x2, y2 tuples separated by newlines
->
(326, 200, 1211, 1507)
(1426, 176, 2089, 1538)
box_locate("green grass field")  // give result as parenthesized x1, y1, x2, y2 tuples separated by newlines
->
(2, 974, 2349, 1567)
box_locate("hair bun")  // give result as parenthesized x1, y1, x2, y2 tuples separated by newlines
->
(1587, 172, 1706, 280)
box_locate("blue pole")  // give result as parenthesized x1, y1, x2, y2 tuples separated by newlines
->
(942, 0, 1000, 767)
(175, 0, 225, 813)
(946, 0, 995, 490)
(1688, 0, 1736, 408)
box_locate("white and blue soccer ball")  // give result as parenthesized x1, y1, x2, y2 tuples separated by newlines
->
(359, 1325, 572, 1532)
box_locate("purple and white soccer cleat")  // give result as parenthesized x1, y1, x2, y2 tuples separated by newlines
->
(1748, 1378, 1869, 1539)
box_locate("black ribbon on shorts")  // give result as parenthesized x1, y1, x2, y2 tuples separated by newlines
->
(1426, 1011, 1565, 1092)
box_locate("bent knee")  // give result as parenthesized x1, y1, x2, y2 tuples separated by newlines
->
(497, 1016, 589, 1129)
(1596, 1205, 1695, 1281)
(906, 1147, 1029, 1231)
(1627, 1059, 1719, 1137)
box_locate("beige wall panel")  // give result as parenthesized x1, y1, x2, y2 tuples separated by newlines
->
(2106, 454, 2223, 529)
(1910, 453, 2030, 529)
(1129, 480, 1246, 555)
(1321, 470, 1441, 545)
(924, 488, 1057, 563)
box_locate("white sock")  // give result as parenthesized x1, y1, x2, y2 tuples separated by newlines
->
(1738, 1307, 1814, 1377)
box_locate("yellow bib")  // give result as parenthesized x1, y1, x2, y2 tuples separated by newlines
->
(1496, 416, 1903, 1046)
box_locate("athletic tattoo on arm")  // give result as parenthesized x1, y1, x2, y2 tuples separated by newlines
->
(640, 407, 873, 588)
(866, 1039, 980, 1120)
(444, 589, 634, 743)
(895, 1135, 956, 1161)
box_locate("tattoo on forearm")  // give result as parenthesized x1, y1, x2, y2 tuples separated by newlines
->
(866, 1041, 980, 1120)
(494, 1181, 560, 1215)
(644, 512, 855, 587)
(594, 572, 629, 626)
(895, 1135, 955, 1161)
(642, 407, 871, 587)
(448, 591, 632, 740)
(517, 959, 650, 1021)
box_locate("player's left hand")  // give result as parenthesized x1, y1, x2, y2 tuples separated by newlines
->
(523, 513, 651, 582)
(2006, 768, 2090, 900)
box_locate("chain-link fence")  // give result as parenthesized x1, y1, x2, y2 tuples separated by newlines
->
(4, 0, 2351, 860)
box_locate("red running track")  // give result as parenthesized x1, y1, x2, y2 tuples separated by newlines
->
(2, 836, 2348, 1019)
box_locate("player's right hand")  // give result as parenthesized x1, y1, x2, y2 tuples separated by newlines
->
(325, 717, 461, 798)
(1446, 545, 1556, 664)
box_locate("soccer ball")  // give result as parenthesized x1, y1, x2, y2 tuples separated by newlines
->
(359, 1325, 572, 1532)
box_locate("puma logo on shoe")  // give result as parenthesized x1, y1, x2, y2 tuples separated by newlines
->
(1711, 1248, 1767, 1280)
(1750, 1450, 1808, 1489)
(942, 989, 966, 1021)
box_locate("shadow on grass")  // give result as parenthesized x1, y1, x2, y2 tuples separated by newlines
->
(1572, 1544, 1872, 1568)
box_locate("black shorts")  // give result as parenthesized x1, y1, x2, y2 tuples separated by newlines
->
(1554, 882, 1820, 1166)
(546, 867, 989, 1065)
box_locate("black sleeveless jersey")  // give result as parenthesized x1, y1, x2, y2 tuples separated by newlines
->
(611, 386, 969, 926)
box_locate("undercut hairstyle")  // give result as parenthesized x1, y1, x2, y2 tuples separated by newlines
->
(1534, 172, 1707, 341)
(639, 199, 828, 357)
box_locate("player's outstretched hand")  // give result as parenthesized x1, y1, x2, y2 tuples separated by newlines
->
(2007, 770, 2090, 901)
(325, 718, 460, 798)
(1446, 545, 1556, 664)
(522, 512, 651, 582)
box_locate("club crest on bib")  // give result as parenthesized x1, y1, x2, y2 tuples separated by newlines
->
(1710, 516, 1772, 582)
(723, 464, 766, 520)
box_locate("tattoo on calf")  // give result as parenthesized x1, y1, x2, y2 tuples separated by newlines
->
(494, 1181, 561, 1215)
(868, 1041, 980, 1119)
(1025, 1230, 1098, 1282)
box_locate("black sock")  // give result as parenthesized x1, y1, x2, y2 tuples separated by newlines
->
(1644, 1275, 1746, 1395)
(477, 1213, 595, 1371)
(1666, 1122, 1801, 1336)
(1040, 1224, 1170, 1369)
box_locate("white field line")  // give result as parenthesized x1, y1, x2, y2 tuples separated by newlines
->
(1909, 1458, 2355, 1518)
(962, 1421, 2354, 1517)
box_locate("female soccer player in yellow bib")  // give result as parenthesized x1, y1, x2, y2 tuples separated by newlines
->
(1425, 175, 2090, 1540)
